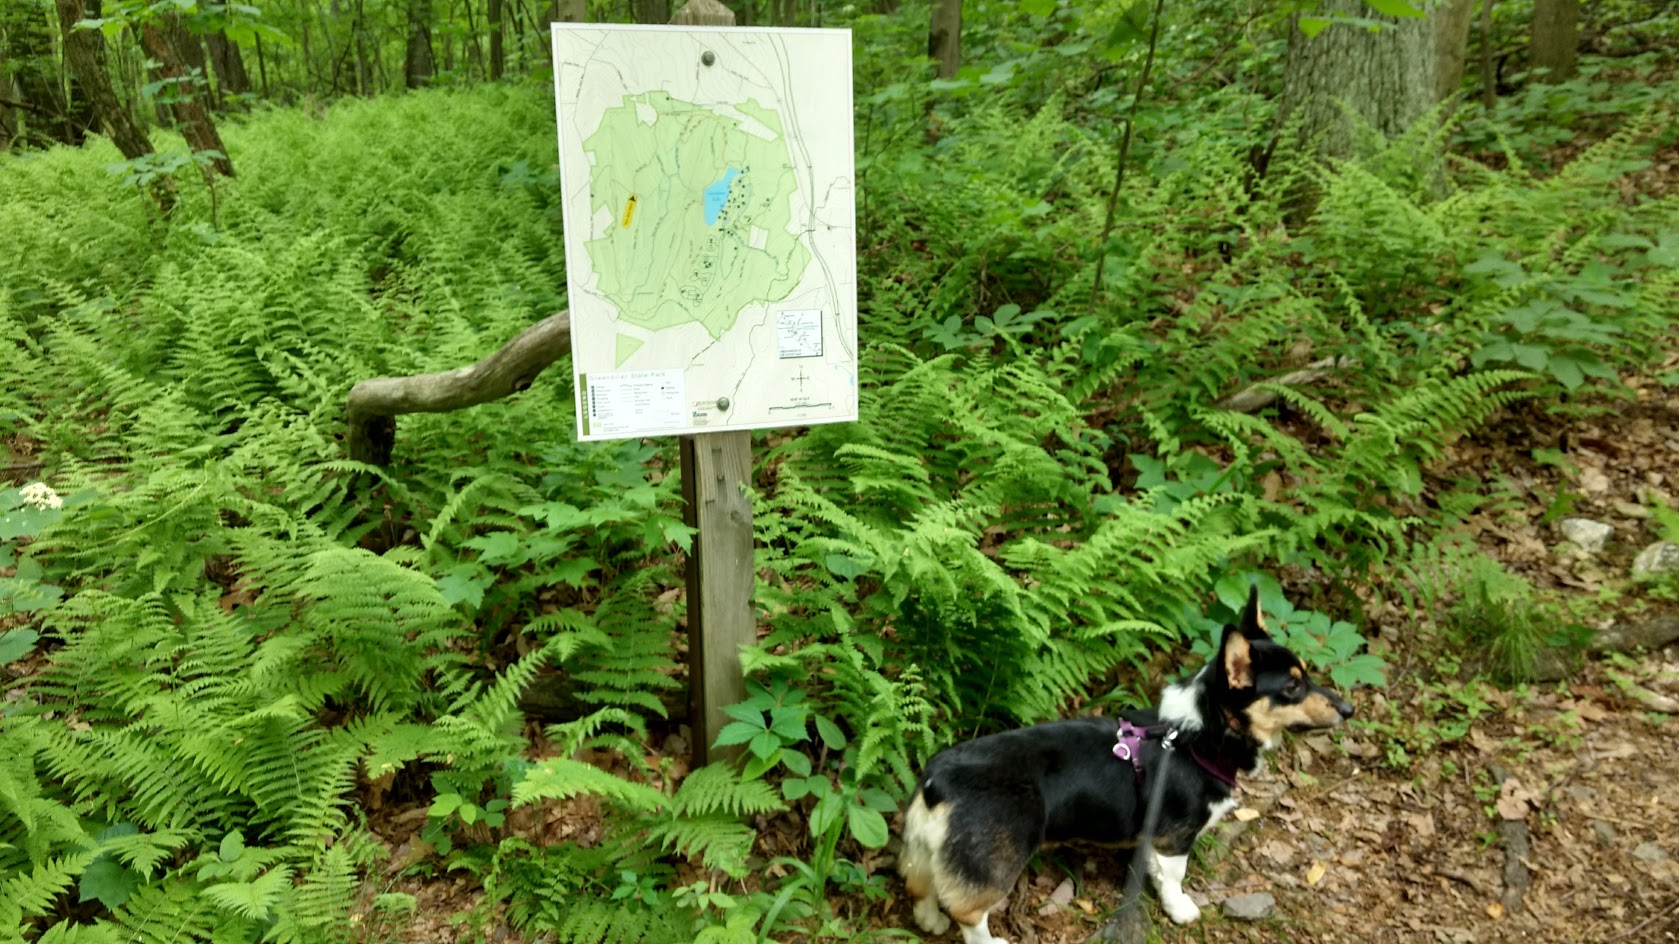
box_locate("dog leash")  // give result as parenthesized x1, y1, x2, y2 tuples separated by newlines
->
(1115, 719, 1239, 788)
(1116, 725, 1179, 925)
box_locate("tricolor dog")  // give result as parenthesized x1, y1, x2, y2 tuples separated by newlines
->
(899, 588, 1354, 942)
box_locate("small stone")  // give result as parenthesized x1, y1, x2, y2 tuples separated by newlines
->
(1633, 842, 1669, 863)
(1222, 892, 1277, 921)
(1592, 821, 1618, 847)
(1614, 501, 1650, 519)
(1559, 518, 1613, 554)
(1565, 785, 1599, 802)
(1632, 542, 1679, 576)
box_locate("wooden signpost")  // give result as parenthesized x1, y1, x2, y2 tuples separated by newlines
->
(552, 11, 858, 764)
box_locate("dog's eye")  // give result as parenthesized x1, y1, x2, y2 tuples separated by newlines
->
(1285, 678, 1304, 696)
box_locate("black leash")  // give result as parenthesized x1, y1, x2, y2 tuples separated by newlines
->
(1104, 727, 1178, 939)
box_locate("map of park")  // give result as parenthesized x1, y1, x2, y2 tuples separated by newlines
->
(584, 92, 810, 351)
(552, 24, 857, 441)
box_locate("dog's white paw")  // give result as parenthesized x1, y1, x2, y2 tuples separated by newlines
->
(913, 897, 951, 935)
(1161, 893, 1202, 925)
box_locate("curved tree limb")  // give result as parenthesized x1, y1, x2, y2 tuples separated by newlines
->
(1215, 356, 1357, 413)
(346, 310, 572, 465)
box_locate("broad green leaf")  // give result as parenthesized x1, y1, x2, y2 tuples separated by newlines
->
(847, 803, 889, 848)
(749, 729, 781, 759)
(0, 629, 39, 664)
(813, 714, 846, 751)
(79, 859, 140, 909)
(1364, 0, 1424, 16)
(1019, 0, 1056, 15)
(219, 830, 245, 863)
(712, 721, 763, 748)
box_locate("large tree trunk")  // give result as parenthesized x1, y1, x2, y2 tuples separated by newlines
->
(138, 13, 235, 179)
(56, 0, 175, 209)
(206, 31, 252, 107)
(54, 0, 172, 210)
(632, 0, 668, 24)
(1529, 0, 1579, 82)
(404, 0, 435, 88)
(1280, 0, 1439, 165)
(1433, 0, 1475, 102)
(928, 0, 961, 79)
(488, 0, 503, 80)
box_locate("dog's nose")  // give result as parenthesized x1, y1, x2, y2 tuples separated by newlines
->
(1334, 693, 1354, 719)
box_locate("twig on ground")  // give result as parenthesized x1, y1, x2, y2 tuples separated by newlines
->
(1607, 893, 1679, 942)
(1215, 356, 1358, 413)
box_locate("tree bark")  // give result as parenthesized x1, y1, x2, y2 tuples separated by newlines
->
(632, 0, 669, 24)
(1432, 0, 1475, 102)
(1280, 0, 1439, 165)
(928, 0, 961, 79)
(138, 13, 235, 179)
(54, 0, 176, 209)
(488, 0, 503, 80)
(206, 31, 252, 107)
(345, 311, 573, 466)
(1529, 0, 1579, 82)
(404, 0, 435, 88)
(670, 0, 734, 26)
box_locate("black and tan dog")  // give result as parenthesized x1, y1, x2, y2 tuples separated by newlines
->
(899, 588, 1354, 943)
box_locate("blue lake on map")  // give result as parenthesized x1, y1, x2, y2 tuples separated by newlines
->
(703, 168, 740, 225)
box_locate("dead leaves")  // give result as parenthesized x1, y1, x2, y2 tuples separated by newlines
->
(1495, 777, 1542, 821)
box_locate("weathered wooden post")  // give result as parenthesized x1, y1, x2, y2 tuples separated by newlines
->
(552, 15, 856, 766)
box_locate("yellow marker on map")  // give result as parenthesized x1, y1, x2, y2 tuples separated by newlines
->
(621, 196, 637, 227)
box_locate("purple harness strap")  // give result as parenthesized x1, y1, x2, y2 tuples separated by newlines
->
(1113, 720, 1240, 789)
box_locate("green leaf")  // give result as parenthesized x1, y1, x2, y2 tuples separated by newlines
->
(767, 707, 807, 742)
(219, 830, 245, 863)
(1019, 0, 1056, 15)
(0, 628, 40, 664)
(779, 750, 811, 777)
(721, 703, 766, 725)
(847, 803, 889, 849)
(435, 566, 490, 609)
(813, 714, 846, 751)
(79, 858, 140, 909)
(1297, 16, 1331, 37)
(712, 721, 763, 748)
(748, 729, 781, 760)
(1363, 0, 1425, 16)
(1547, 356, 1585, 390)
(428, 792, 464, 818)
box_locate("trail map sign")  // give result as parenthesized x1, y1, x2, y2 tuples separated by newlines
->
(552, 24, 858, 441)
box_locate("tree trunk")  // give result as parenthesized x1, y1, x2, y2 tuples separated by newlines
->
(54, 0, 174, 208)
(928, 0, 961, 79)
(138, 13, 235, 179)
(1433, 0, 1475, 102)
(405, 0, 435, 88)
(1280, 0, 1438, 164)
(488, 0, 503, 80)
(671, 0, 733, 25)
(1529, 0, 1579, 82)
(206, 32, 252, 107)
(632, 0, 668, 24)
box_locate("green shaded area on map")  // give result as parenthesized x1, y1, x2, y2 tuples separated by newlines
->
(583, 92, 809, 339)
(614, 333, 644, 367)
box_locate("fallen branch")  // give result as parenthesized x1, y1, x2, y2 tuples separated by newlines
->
(345, 310, 572, 465)
(1215, 356, 1357, 413)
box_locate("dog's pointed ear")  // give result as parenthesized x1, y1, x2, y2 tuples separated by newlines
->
(1241, 584, 1271, 641)
(1221, 625, 1254, 690)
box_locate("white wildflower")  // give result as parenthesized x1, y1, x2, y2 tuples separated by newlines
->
(18, 481, 63, 511)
